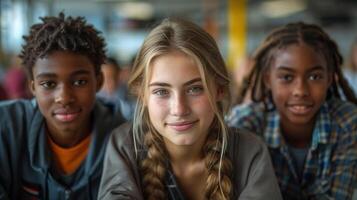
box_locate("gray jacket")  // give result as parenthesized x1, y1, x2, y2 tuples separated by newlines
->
(98, 123, 283, 200)
(0, 99, 124, 200)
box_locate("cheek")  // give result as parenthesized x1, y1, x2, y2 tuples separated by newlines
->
(191, 96, 215, 119)
(147, 97, 168, 121)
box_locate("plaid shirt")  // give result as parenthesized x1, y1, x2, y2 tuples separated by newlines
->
(227, 98, 357, 200)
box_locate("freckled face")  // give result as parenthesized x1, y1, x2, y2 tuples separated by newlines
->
(147, 51, 216, 148)
(265, 43, 332, 127)
(30, 51, 102, 138)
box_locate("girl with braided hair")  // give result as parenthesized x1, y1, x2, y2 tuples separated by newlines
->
(227, 22, 357, 199)
(98, 18, 282, 200)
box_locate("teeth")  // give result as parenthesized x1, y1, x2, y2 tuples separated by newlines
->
(293, 105, 308, 111)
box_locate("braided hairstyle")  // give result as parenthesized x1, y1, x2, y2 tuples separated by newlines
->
(129, 18, 233, 200)
(19, 12, 106, 79)
(347, 38, 357, 71)
(240, 22, 357, 105)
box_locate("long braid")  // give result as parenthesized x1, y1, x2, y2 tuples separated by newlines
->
(240, 22, 357, 105)
(204, 122, 232, 200)
(140, 129, 168, 200)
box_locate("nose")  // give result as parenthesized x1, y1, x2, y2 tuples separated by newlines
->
(170, 92, 190, 116)
(292, 78, 309, 97)
(55, 84, 75, 105)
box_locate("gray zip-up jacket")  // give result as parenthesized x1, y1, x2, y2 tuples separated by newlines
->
(98, 123, 283, 200)
(0, 99, 124, 200)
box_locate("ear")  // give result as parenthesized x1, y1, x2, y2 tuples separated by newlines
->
(96, 71, 104, 92)
(29, 80, 36, 96)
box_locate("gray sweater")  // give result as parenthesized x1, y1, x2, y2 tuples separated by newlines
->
(98, 123, 282, 200)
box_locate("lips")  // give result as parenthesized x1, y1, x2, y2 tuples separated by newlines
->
(287, 103, 313, 115)
(53, 108, 81, 122)
(166, 120, 198, 132)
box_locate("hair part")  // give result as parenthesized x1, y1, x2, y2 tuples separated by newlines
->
(129, 18, 232, 199)
(239, 22, 357, 105)
(19, 12, 106, 79)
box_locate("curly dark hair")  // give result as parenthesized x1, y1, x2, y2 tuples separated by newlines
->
(19, 12, 106, 79)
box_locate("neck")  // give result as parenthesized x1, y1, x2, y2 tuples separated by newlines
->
(280, 120, 315, 148)
(166, 142, 203, 168)
(46, 118, 92, 148)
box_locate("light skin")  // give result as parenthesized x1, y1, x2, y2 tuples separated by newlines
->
(147, 50, 219, 200)
(265, 43, 332, 148)
(30, 51, 103, 148)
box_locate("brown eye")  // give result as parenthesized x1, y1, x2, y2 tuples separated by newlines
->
(40, 81, 56, 89)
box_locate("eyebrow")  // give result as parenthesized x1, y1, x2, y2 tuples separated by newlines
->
(277, 65, 325, 73)
(149, 77, 202, 87)
(35, 69, 91, 79)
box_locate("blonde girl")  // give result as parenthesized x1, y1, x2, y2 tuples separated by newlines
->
(98, 18, 281, 200)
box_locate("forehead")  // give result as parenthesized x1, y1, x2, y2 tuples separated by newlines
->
(33, 51, 95, 78)
(149, 51, 201, 83)
(271, 43, 327, 71)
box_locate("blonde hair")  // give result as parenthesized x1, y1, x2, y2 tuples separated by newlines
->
(128, 18, 232, 200)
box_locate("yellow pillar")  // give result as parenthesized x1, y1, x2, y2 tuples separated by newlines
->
(228, 0, 246, 69)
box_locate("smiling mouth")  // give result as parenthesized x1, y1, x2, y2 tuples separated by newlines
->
(288, 105, 313, 115)
(166, 120, 199, 132)
(53, 110, 81, 122)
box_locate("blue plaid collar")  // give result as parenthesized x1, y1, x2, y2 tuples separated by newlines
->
(264, 100, 332, 149)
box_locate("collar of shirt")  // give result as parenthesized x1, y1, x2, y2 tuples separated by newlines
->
(263, 100, 332, 150)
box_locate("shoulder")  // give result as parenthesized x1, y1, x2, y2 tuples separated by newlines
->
(328, 99, 357, 130)
(107, 122, 136, 155)
(227, 128, 267, 159)
(0, 99, 38, 125)
(110, 122, 133, 144)
(93, 99, 126, 132)
(226, 102, 266, 131)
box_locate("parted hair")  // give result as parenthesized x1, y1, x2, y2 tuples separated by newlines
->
(128, 18, 233, 200)
(19, 12, 106, 79)
(238, 22, 357, 105)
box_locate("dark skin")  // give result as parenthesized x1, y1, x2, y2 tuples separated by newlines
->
(265, 43, 332, 148)
(30, 51, 103, 148)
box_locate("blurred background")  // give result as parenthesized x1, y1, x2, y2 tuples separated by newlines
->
(1, 0, 357, 101)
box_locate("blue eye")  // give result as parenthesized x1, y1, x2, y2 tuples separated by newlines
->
(153, 89, 169, 97)
(187, 85, 204, 95)
(73, 79, 88, 86)
(40, 81, 56, 89)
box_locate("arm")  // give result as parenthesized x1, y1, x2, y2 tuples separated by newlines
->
(0, 124, 13, 200)
(98, 125, 144, 200)
(234, 132, 282, 200)
(308, 142, 357, 200)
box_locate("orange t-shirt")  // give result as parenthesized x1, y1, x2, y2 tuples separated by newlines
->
(48, 134, 91, 175)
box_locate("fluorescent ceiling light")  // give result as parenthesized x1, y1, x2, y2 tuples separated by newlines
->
(116, 2, 153, 20)
(260, 0, 306, 18)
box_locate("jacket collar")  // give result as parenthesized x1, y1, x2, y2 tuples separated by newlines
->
(28, 100, 123, 176)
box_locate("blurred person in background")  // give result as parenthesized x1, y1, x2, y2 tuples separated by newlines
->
(230, 55, 254, 105)
(343, 38, 357, 95)
(3, 56, 32, 99)
(97, 57, 136, 120)
(0, 84, 8, 100)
